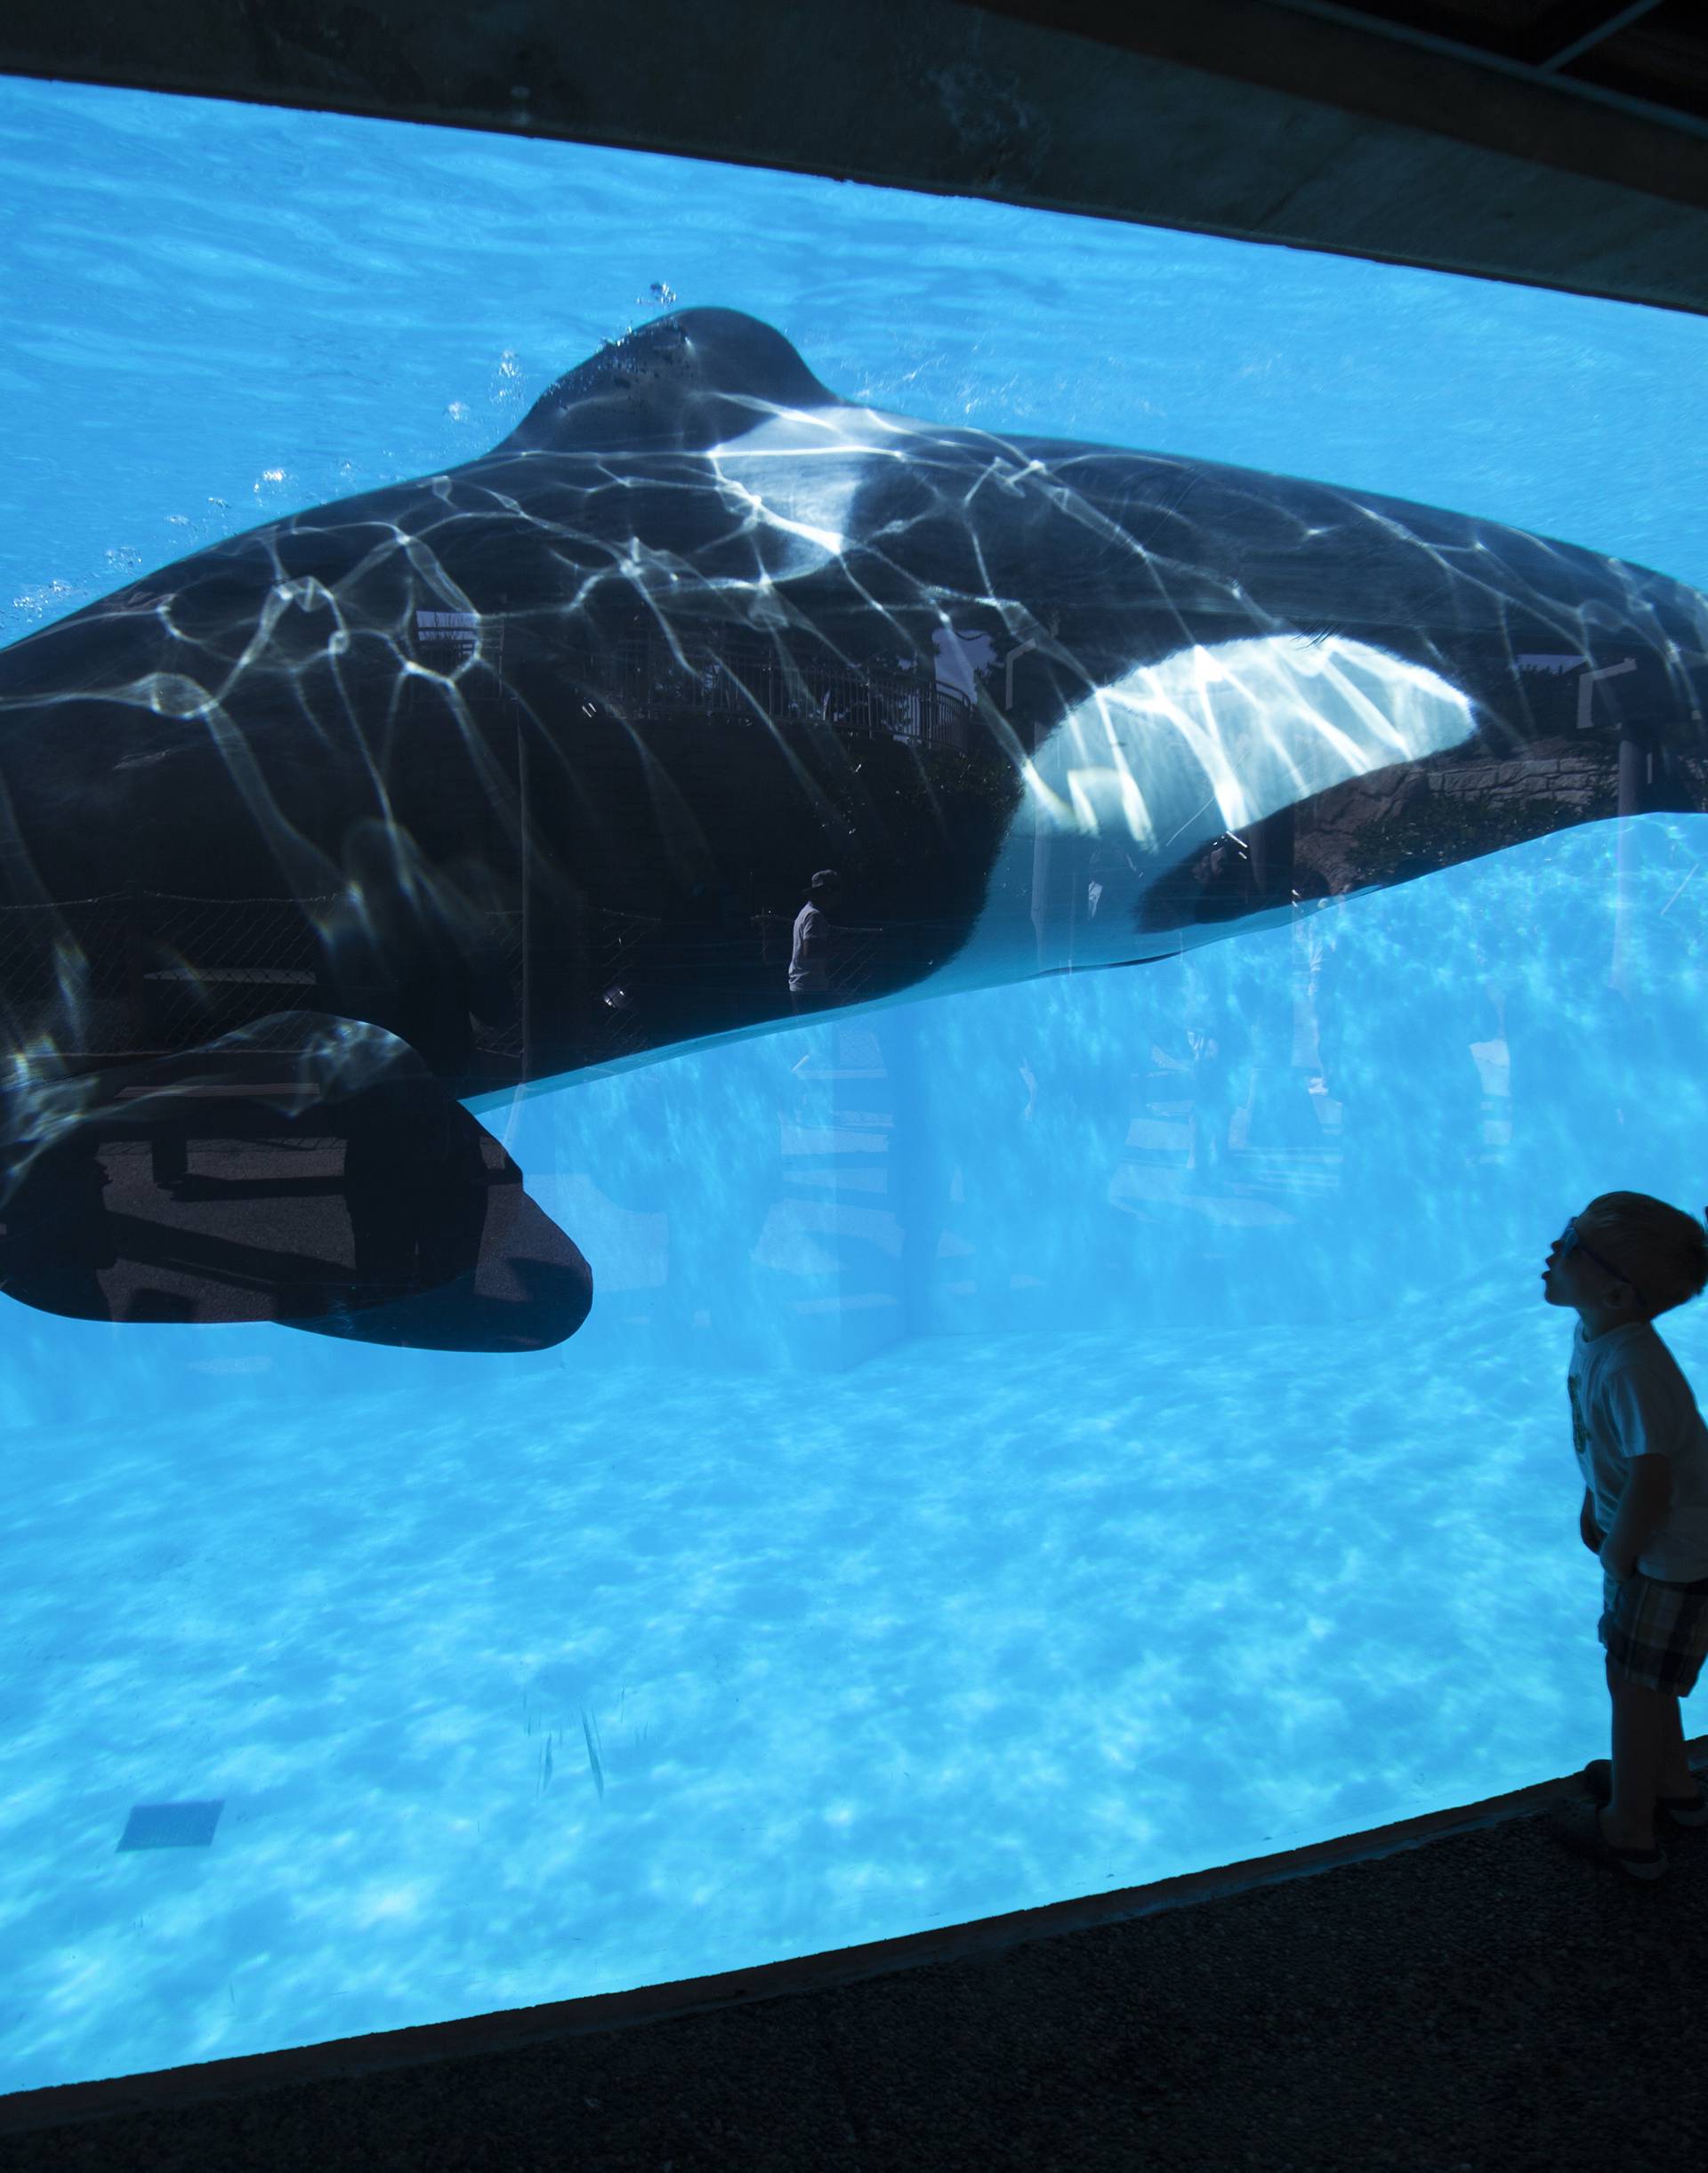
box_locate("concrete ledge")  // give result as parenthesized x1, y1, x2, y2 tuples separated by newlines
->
(3, 0, 1708, 315)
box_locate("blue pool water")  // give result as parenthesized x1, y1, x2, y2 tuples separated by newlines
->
(4, 75, 1708, 2096)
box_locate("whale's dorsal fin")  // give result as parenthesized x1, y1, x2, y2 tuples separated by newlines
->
(499, 308, 842, 455)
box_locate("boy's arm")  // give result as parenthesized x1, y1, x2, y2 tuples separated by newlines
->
(1599, 1454, 1674, 1577)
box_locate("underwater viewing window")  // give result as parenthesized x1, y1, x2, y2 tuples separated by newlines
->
(2, 68, 1707, 2099)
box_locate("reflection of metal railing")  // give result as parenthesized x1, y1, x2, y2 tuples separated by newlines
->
(0, 890, 533, 1065)
(0, 890, 342, 1058)
(609, 637, 974, 753)
(749, 914, 895, 1008)
(471, 910, 525, 1062)
(880, 680, 971, 754)
(134, 892, 332, 1050)
(0, 882, 916, 1080)
(587, 906, 662, 1065)
(826, 922, 885, 1003)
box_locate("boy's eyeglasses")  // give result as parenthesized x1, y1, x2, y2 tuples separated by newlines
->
(1560, 1218, 1640, 1299)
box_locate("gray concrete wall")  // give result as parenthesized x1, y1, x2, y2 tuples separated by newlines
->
(3, 0, 1707, 314)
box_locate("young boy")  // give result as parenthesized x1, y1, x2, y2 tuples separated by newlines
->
(1545, 1191, 1708, 1879)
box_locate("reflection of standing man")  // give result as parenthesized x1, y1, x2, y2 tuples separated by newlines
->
(789, 869, 842, 1015)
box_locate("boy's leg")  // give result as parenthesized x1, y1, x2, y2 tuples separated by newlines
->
(1604, 1659, 1665, 1846)
(1656, 1691, 1697, 1798)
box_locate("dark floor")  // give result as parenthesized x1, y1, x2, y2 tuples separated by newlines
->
(3, 1756, 1704, 2173)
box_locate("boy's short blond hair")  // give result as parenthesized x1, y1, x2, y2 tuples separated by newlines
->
(1579, 1192, 1708, 1320)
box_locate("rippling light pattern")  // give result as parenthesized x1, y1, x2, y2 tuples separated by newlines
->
(0, 307, 1703, 1348)
(5, 70, 1708, 2107)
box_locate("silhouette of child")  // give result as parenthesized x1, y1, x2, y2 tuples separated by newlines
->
(1545, 1193, 1708, 1875)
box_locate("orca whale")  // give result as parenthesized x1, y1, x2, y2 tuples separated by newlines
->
(0, 307, 1703, 1344)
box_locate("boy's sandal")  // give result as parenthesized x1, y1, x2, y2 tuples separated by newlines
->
(1546, 1794, 1669, 1880)
(1581, 1757, 1708, 1827)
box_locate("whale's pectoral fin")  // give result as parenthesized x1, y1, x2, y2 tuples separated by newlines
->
(0, 1011, 592, 1351)
(281, 1108, 595, 1355)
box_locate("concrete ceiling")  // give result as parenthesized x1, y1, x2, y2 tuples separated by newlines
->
(3, 0, 1707, 315)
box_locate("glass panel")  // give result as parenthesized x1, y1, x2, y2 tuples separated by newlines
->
(3, 70, 1706, 2095)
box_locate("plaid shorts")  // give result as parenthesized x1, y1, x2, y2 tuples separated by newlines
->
(1600, 1569, 1708, 1695)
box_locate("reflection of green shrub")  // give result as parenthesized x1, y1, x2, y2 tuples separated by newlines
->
(917, 744, 1018, 808)
(1347, 789, 1617, 882)
(841, 735, 1018, 817)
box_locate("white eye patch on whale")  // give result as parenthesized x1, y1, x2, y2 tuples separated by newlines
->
(916, 630, 1476, 992)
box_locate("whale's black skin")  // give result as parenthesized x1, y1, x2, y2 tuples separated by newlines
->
(0, 307, 1704, 1341)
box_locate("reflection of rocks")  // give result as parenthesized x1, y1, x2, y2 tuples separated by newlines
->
(1293, 739, 1647, 893)
(1415, 737, 1624, 813)
(1165, 734, 1680, 908)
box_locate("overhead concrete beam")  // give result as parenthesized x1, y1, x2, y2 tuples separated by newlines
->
(4, 0, 1707, 315)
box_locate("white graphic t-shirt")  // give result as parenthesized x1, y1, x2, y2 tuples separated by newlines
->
(1567, 1317, 1708, 1581)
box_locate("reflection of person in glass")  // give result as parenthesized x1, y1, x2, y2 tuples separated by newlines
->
(788, 869, 842, 1016)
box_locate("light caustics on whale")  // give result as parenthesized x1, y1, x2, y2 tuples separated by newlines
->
(931, 632, 1476, 987)
(0, 307, 1702, 1348)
